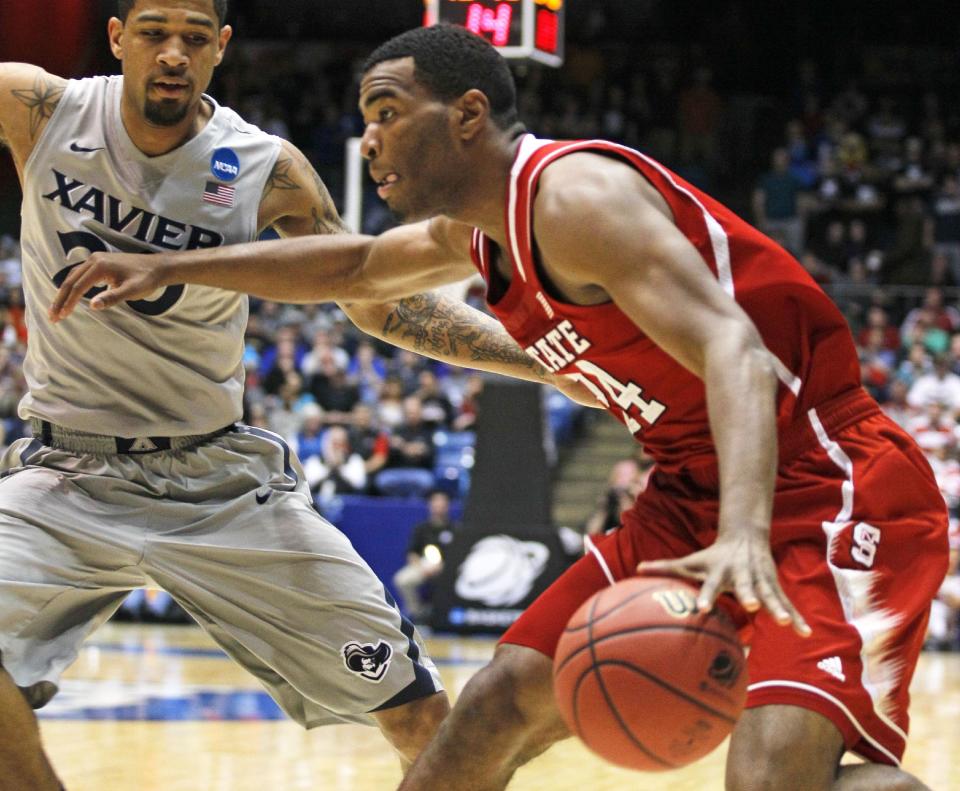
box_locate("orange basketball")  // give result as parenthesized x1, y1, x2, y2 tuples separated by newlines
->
(553, 576, 748, 772)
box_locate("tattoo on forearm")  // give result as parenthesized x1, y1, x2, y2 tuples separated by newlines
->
(11, 73, 64, 140)
(263, 155, 300, 197)
(381, 292, 547, 379)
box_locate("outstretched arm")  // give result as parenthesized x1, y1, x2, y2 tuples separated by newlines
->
(256, 141, 559, 385)
(48, 141, 595, 401)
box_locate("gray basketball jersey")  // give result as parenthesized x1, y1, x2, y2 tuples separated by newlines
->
(19, 75, 282, 437)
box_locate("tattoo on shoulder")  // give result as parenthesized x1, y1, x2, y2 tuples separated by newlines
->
(11, 73, 65, 141)
(382, 293, 545, 379)
(263, 155, 300, 197)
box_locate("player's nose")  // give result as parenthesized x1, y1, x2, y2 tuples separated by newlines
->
(360, 127, 380, 161)
(157, 38, 190, 68)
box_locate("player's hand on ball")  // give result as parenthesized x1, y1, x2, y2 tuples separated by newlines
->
(637, 533, 812, 637)
(49, 252, 167, 321)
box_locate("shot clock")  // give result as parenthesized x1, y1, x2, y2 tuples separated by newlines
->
(423, 0, 565, 67)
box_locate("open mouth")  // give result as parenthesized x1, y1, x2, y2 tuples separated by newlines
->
(376, 172, 400, 200)
(150, 79, 190, 99)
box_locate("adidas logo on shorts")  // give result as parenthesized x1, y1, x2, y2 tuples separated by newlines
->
(817, 656, 846, 682)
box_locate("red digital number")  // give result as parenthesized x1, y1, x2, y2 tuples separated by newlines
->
(465, 2, 512, 48)
(534, 8, 558, 53)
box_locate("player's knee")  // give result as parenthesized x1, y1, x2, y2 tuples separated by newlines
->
(375, 690, 449, 760)
(467, 647, 562, 736)
(726, 732, 834, 791)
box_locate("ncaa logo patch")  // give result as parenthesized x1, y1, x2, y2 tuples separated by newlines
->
(342, 640, 393, 683)
(210, 147, 240, 182)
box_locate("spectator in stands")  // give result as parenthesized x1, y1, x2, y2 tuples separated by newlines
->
(307, 349, 360, 425)
(389, 349, 431, 394)
(258, 323, 307, 389)
(753, 148, 806, 255)
(303, 425, 368, 509)
(882, 197, 932, 284)
(929, 175, 960, 285)
(857, 305, 900, 352)
(376, 396, 436, 497)
(907, 355, 960, 412)
(895, 342, 933, 390)
(452, 374, 484, 432)
(881, 378, 915, 430)
(893, 137, 935, 198)
(584, 457, 650, 537)
(927, 529, 960, 651)
(295, 402, 326, 461)
(859, 327, 896, 401)
(810, 220, 850, 272)
(901, 307, 950, 357)
(260, 328, 302, 396)
(347, 339, 387, 404)
(348, 403, 391, 487)
(376, 375, 407, 430)
(393, 490, 458, 621)
(265, 370, 309, 441)
(901, 287, 960, 337)
(677, 66, 723, 178)
(415, 369, 455, 429)
(300, 325, 350, 378)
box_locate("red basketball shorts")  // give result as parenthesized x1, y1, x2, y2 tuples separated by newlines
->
(502, 400, 949, 766)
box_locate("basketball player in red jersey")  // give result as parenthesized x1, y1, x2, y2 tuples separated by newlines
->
(51, 24, 946, 790)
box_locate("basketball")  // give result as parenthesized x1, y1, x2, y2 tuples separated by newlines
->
(553, 576, 748, 772)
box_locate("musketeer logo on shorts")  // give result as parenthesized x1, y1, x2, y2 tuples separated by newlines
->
(210, 147, 240, 182)
(454, 535, 549, 607)
(342, 640, 393, 682)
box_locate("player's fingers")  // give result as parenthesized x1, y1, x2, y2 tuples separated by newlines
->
(695, 573, 722, 612)
(754, 575, 792, 627)
(769, 580, 812, 637)
(90, 282, 136, 310)
(636, 558, 705, 581)
(732, 568, 761, 613)
(50, 263, 98, 321)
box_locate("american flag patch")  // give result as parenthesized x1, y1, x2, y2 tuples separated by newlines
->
(203, 181, 235, 207)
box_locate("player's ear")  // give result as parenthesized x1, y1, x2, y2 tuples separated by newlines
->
(455, 89, 490, 141)
(107, 17, 124, 61)
(214, 25, 233, 66)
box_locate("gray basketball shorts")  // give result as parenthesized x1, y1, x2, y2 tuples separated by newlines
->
(0, 425, 443, 727)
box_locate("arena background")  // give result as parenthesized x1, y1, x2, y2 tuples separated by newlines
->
(0, 2, 958, 789)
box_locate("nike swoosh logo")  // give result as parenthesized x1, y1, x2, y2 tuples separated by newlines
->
(255, 491, 272, 505)
(70, 142, 104, 153)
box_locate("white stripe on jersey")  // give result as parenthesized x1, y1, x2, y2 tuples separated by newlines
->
(809, 408, 908, 743)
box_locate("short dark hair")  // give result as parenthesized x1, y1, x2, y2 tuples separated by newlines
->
(118, 0, 228, 26)
(363, 24, 520, 131)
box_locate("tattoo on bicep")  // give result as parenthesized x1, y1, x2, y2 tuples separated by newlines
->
(11, 73, 65, 140)
(381, 293, 545, 377)
(263, 155, 300, 197)
(312, 204, 349, 235)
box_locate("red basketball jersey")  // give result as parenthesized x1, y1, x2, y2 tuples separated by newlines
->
(470, 135, 863, 473)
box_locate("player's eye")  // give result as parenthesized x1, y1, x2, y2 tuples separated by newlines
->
(379, 108, 396, 122)
(186, 34, 210, 46)
(141, 29, 163, 38)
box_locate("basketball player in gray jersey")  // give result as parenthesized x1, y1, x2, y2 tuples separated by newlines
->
(0, 2, 583, 788)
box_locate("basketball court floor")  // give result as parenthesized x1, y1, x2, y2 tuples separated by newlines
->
(38, 622, 960, 790)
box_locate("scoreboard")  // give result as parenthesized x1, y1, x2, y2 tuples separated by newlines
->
(423, 0, 564, 67)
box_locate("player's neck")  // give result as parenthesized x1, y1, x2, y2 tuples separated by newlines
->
(443, 135, 521, 244)
(119, 96, 212, 157)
